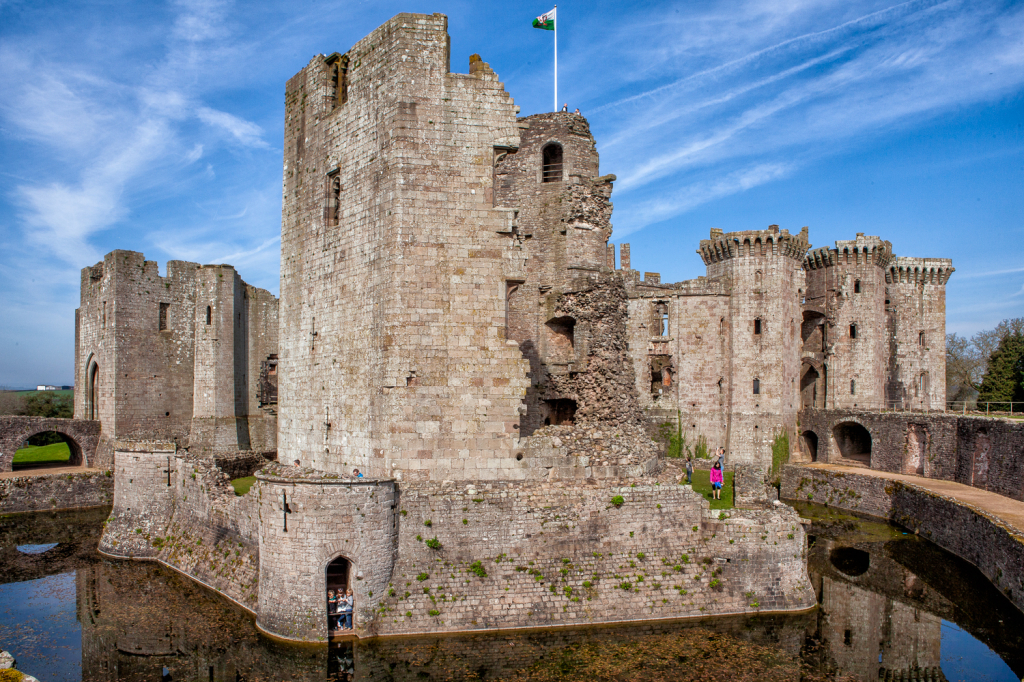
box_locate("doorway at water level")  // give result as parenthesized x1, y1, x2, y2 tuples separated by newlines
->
(327, 556, 351, 632)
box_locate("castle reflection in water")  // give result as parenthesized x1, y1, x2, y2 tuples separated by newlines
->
(4, 507, 1022, 681)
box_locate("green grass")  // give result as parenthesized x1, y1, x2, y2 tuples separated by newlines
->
(13, 442, 71, 464)
(231, 476, 257, 496)
(15, 389, 73, 398)
(689, 469, 734, 509)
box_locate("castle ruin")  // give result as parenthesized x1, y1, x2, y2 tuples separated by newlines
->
(83, 13, 953, 642)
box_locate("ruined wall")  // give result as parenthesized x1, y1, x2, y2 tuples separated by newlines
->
(369, 480, 813, 637)
(627, 277, 732, 456)
(278, 14, 529, 480)
(802, 235, 894, 410)
(798, 409, 1024, 500)
(76, 251, 278, 467)
(885, 258, 953, 410)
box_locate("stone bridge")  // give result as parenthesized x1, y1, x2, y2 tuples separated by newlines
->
(0, 417, 102, 472)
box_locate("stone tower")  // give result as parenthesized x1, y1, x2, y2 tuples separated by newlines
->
(697, 226, 808, 465)
(802, 234, 895, 410)
(885, 257, 954, 410)
(277, 14, 530, 480)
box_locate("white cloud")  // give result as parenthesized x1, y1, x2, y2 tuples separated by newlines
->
(196, 106, 268, 148)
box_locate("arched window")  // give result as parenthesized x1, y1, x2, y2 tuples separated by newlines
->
(919, 331, 926, 346)
(206, 306, 212, 325)
(542, 143, 563, 183)
(753, 378, 760, 395)
(755, 270, 763, 287)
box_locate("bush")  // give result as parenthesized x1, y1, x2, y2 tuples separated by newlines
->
(611, 495, 624, 507)
(428, 609, 440, 616)
(468, 560, 487, 578)
(423, 519, 432, 527)
(416, 572, 429, 581)
(425, 537, 442, 550)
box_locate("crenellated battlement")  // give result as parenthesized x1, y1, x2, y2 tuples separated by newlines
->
(698, 225, 810, 266)
(886, 257, 955, 285)
(803, 233, 894, 271)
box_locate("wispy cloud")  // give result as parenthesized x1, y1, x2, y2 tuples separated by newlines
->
(197, 106, 268, 148)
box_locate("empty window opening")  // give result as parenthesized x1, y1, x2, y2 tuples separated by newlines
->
(833, 421, 871, 465)
(800, 365, 819, 409)
(854, 279, 861, 293)
(102, 301, 107, 327)
(87, 360, 99, 420)
(159, 303, 170, 331)
(326, 53, 349, 109)
(326, 171, 341, 226)
(259, 355, 279, 406)
(849, 324, 857, 339)
(755, 270, 763, 287)
(919, 331, 926, 346)
(655, 302, 669, 336)
(843, 630, 852, 646)
(544, 316, 576, 363)
(542, 143, 564, 183)
(754, 318, 762, 335)
(850, 379, 856, 395)
(753, 378, 760, 395)
(650, 357, 673, 397)
(326, 555, 351, 632)
(206, 306, 212, 325)
(542, 399, 577, 426)
(801, 430, 819, 462)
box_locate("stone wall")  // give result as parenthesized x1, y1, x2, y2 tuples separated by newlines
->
(368, 480, 813, 637)
(0, 416, 101, 471)
(780, 464, 1024, 613)
(798, 408, 1024, 500)
(99, 442, 261, 613)
(278, 14, 530, 480)
(0, 470, 112, 514)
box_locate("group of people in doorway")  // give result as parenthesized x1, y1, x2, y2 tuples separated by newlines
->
(682, 447, 727, 500)
(328, 589, 354, 631)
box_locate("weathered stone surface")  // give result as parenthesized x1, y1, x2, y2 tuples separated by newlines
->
(0, 469, 112, 514)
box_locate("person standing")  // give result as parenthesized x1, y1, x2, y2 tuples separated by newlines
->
(685, 456, 693, 485)
(710, 459, 724, 500)
(327, 590, 338, 630)
(341, 589, 354, 629)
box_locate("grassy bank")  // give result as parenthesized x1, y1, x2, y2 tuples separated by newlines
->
(13, 442, 71, 464)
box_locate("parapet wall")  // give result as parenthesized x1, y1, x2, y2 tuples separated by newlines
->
(0, 470, 112, 514)
(780, 465, 1024, 613)
(799, 409, 1024, 501)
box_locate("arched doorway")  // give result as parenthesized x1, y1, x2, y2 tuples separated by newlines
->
(13, 431, 83, 471)
(801, 430, 819, 462)
(833, 422, 871, 466)
(326, 556, 351, 633)
(800, 364, 820, 408)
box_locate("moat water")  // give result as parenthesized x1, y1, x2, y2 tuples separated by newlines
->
(1, 505, 1021, 682)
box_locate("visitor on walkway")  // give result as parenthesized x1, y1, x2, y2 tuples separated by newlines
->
(710, 460, 724, 500)
(561, 103, 568, 111)
(327, 590, 338, 629)
(685, 456, 693, 485)
(352, 468, 363, 478)
(294, 459, 301, 467)
(340, 589, 354, 629)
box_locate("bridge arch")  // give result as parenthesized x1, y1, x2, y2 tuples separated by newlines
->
(0, 417, 101, 472)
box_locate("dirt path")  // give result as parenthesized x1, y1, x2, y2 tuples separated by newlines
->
(802, 462, 1024, 534)
(0, 465, 101, 480)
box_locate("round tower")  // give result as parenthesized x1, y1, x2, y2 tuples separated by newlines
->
(802, 234, 894, 410)
(697, 225, 809, 467)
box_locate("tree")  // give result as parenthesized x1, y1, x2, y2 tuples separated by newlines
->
(977, 331, 1024, 406)
(0, 389, 25, 416)
(22, 392, 73, 419)
(946, 318, 1024, 407)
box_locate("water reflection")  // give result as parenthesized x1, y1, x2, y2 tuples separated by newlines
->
(0, 505, 1020, 681)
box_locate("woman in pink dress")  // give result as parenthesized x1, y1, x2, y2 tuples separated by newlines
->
(710, 460, 724, 500)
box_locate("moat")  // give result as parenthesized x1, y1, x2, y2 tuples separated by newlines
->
(1, 505, 1020, 682)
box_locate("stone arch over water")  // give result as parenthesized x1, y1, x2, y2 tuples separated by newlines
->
(0, 416, 101, 472)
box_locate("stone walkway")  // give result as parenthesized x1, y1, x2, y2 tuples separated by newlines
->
(0, 465, 100, 480)
(803, 462, 1024, 535)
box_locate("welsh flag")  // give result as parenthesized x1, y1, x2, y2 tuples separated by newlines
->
(533, 8, 555, 30)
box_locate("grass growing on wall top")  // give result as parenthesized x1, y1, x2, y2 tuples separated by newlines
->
(13, 442, 71, 464)
(231, 476, 256, 496)
(690, 470, 734, 510)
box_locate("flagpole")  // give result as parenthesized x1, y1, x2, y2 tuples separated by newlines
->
(554, 5, 558, 112)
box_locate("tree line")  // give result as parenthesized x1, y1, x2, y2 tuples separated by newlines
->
(0, 390, 74, 418)
(946, 317, 1024, 407)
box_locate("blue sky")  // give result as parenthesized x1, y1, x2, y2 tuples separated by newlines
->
(1, 0, 1022, 387)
